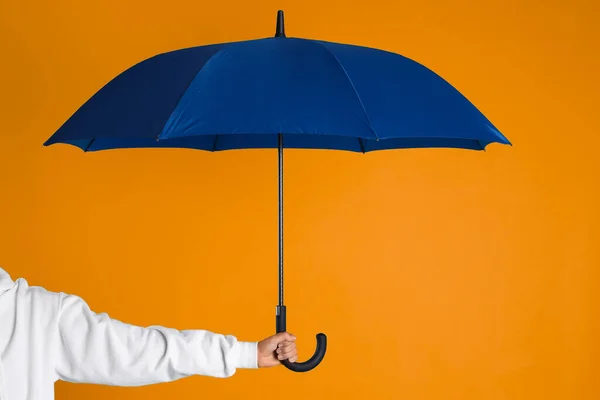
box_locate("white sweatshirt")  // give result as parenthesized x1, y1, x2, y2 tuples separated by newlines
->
(0, 267, 258, 400)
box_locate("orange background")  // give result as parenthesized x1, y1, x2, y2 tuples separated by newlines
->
(1, 0, 599, 399)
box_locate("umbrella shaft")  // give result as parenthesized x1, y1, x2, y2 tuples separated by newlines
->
(278, 134, 284, 307)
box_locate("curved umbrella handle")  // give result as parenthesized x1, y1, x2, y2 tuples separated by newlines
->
(281, 333, 327, 372)
(276, 306, 327, 372)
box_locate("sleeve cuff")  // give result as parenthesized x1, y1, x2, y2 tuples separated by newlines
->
(230, 341, 258, 370)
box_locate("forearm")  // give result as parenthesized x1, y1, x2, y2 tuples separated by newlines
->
(54, 293, 257, 386)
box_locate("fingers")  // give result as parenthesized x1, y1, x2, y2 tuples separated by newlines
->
(278, 340, 295, 349)
(276, 341, 298, 361)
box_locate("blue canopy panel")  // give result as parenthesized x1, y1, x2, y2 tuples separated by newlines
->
(45, 37, 510, 153)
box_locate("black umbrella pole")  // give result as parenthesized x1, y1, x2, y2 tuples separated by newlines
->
(276, 134, 286, 335)
(274, 133, 327, 373)
(278, 133, 284, 307)
(277, 133, 286, 331)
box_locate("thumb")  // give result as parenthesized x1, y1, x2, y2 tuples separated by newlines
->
(273, 332, 296, 344)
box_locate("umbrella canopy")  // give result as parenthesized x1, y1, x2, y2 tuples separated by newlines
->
(44, 14, 510, 153)
(44, 11, 510, 373)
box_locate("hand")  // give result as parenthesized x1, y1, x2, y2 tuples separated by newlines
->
(257, 332, 298, 368)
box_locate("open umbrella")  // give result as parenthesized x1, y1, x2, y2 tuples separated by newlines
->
(44, 10, 511, 372)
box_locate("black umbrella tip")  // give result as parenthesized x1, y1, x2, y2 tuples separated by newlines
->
(275, 10, 286, 37)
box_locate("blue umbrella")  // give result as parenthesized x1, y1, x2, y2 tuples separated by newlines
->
(44, 11, 511, 372)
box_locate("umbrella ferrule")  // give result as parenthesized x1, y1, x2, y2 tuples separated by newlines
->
(275, 10, 286, 38)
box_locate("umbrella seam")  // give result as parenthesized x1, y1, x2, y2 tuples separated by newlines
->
(156, 45, 226, 142)
(312, 40, 380, 141)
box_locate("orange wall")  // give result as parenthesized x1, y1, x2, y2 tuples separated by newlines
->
(1, 0, 598, 398)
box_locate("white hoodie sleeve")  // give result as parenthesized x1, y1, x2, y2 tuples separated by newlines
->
(54, 293, 258, 386)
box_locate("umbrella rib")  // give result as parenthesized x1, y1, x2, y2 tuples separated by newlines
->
(83, 138, 96, 152)
(212, 134, 219, 152)
(358, 137, 365, 153)
(313, 40, 380, 141)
